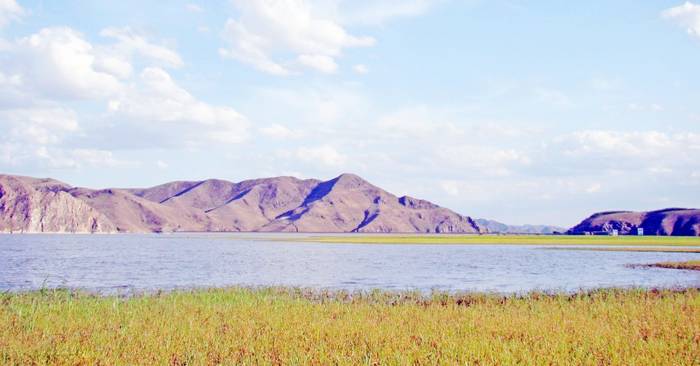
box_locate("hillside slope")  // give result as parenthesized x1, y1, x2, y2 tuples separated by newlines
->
(0, 173, 483, 234)
(567, 208, 700, 236)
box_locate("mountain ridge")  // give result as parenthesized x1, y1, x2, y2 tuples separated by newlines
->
(474, 219, 566, 234)
(0, 173, 483, 234)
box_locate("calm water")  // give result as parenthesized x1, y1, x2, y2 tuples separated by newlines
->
(1, 233, 699, 294)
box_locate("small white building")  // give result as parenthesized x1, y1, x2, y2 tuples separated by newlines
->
(637, 228, 644, 236)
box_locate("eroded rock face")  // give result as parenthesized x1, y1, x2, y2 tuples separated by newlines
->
(0, 175, 117, 233)
(0, 173, 484, 234)
(568, 208, 700, 236)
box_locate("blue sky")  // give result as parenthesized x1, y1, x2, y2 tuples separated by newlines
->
(1, 0, 699, 226)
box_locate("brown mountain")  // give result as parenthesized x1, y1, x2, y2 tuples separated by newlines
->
(567, 208, 700, 236)
(0, 173, 483, 234)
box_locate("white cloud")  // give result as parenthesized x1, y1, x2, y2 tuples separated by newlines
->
(220, 0, 375, 75)
(9, 27, 124, 100)
(0, 26, 184, 103)
(156, 160, 169, 169)
(186, 3, 204, 13)
(0, 0, 23, 28)
(552, 130, 700, 176)
(1, 107, 79, 145)
(0, 24, 251, 172)
(560, 130, 699, 158)
(663, 2, 700, 38)
(108, 67, 249, 144)
(435, 145, 531, 176)
(0, 142, 130, 169)
(533, 87, 573, 107)
(100, 27, 184, 69)
(70, 149, 127, 168)
(297, 53, 338, 73)
(296, 144, 347, 167)
(440, 180, 460, 196)
(251, 84, 370, 125)
(627, 103, 664, 112)
(585, 183, 601, 194)
(353, 63, 369, 74)
(259, 123, 303, 139)
(377, 105, 464, 138)
(331, 0, 436, 26)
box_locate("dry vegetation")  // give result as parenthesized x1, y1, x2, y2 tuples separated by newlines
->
(1, 288, 699, 365)
(301, 234, 700, 246)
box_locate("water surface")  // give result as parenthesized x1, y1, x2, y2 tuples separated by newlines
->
(1, 233, 699, 294)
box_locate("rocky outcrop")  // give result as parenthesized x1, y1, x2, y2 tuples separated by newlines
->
(567, 208, 700, 236)
(0, 175, 117, 233)
(0, 173, 484, 234)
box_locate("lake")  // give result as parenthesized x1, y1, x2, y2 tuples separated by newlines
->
(1, 233, 699, 294)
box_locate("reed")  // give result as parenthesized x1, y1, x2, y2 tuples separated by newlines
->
(1, 287, 698, 365)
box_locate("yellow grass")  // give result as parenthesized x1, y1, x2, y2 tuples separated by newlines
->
(301, 234, 700, 246)
(1, 288, 699, 365)
(547, 247, 700, 253)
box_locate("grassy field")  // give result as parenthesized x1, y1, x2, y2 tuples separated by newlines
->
(302, 234, 700, 246)
(1, 288, 699, 365)
(547, 247, 700, 253)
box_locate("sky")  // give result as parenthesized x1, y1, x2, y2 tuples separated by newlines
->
(0, 0, 699, 227)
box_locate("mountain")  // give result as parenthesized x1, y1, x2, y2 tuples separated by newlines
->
(474, 219, 565, 234)
(567, 208, 700, 236)
(0, 173, 484, 234)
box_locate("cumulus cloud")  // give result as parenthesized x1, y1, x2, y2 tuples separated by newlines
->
(219, 0, 376, 75)
(0, 24, 251, 172)
(0, 0, 23, 28)
(1, 107, 79, 145)
(551, 130, 700, 176)
(108, 67, 249, 144)
(663, 2, 700, 38)
(559, 130, 699, 158)
(259, 123, 303, 139)
(8, 27, 124, 100)
(353, 64, 369, 74)
(1, 26, 184, 101)
(99, 27, 184, 69)
(296, 144, 347, 167)
(297, 53, 338, 73)
(435, 145, 532, 177)
(331, 0, 437, 26)
(377, 105, 464, 139)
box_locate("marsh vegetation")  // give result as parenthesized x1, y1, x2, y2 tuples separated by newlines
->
(1, 288, 698, 365)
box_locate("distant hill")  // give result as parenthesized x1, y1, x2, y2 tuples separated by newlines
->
(568, 208, 700, 236)
(474, 219, 565, 234)
(0, 173, 484, 234)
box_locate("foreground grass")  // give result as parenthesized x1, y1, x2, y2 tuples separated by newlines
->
(1, 288, 699, 365)
(650, 260, 700, 271)
(304, 234, 700, 246)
